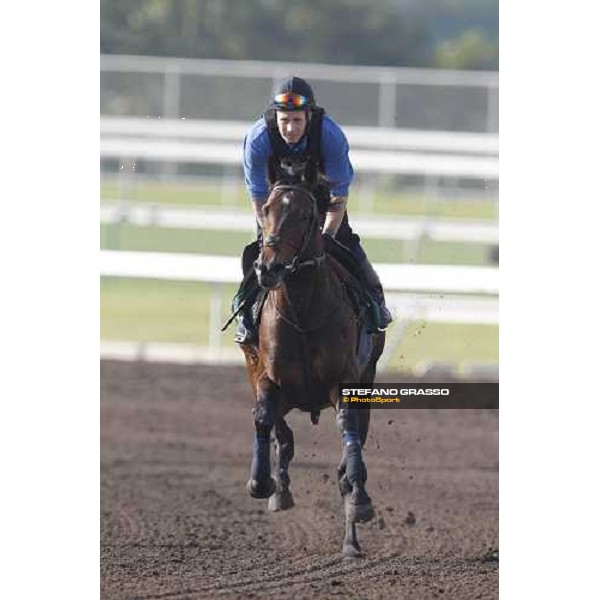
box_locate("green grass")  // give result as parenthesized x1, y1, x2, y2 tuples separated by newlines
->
(101, 179, 227, 206)
(365, 193, 497, 220)
(100, 179, 498, 370)
(101, 277, 498, 371)
(100, 223, 494, 266)
(363, 238, 492, 265)
(101, 178, 498, 220)
(101, 277, 238, 344)
(385, 321, 498, 373)
(100, 223, 254, 256)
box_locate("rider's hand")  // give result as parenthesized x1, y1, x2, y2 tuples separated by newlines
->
(322, 231, 336, 253)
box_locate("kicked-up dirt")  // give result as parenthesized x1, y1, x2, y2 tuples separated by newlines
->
(101, 360, 498, 599)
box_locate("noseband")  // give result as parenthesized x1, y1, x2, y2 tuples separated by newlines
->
(261, 185, 326, 276)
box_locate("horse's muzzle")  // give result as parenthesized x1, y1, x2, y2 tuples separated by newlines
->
(255, 260, 286, 289)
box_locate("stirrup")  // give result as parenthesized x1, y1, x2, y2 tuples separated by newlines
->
(234, 321, 257, 345)
(377, 305, 393, 331)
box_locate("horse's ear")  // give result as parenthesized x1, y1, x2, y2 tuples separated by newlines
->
(267, 158, 278, 186)
(303, 161, 318, 186)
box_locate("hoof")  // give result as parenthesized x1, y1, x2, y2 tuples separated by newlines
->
(268, 488, 295, 512)
(346, 500, 374, 523)
(345, 488, 375, 523)
(342, 541, 363, 559)
(246, 477, 276, 499)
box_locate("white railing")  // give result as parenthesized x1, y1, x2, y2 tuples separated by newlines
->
(100, 116, 498, 180)
(100, 203, 499, 245)
(101, 54, 499, 86)
(101, 55, 498, 132)
(100, 250, 498, 368)
(100, 250, 499, 294)
(101, 138, 498, 180)
(101, 117, 498, 156)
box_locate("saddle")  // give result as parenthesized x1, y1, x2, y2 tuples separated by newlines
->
(320, 236, 379, 366)
(321, 235, 380, 332)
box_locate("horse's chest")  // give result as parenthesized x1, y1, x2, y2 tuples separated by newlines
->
(269, 340, 345, 401)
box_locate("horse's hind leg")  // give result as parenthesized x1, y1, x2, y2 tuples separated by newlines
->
(335, 402, 374, 557)
(337, 404, 373, 521)
(246, 377, 278, 499)
(268, 416, 295, 512)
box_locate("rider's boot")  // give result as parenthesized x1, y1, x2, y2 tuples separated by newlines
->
(232, 284, 260, 345)
(233, 240, 261, 345)
(360, 258, 393, 331)
(234, 311, 258, 345)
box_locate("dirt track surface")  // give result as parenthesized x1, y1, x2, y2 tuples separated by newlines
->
(101, 360, 498, 600)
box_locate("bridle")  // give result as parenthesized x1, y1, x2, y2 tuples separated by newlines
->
(258, 184, 326, 277)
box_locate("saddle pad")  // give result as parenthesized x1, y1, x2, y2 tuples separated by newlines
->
(326, 252, 380, 334)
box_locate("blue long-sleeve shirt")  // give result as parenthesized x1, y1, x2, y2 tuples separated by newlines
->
(243, 114, 354, 201)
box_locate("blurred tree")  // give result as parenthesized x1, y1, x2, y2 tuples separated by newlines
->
(100, 0, 497, 70)
(101, 0, 433, 67)
(392, 0, 498, 69)
(433, 29, 498, 70)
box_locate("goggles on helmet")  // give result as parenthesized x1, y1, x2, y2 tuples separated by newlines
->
(273, 92, 310, 110)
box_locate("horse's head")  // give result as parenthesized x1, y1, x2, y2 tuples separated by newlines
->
(255, 183, 322, 289)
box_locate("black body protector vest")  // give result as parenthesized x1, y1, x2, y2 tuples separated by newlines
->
(264, 107, 331, 214)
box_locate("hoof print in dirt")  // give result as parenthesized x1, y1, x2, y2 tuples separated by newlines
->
(482, 548, 499, 562)
(405, 511, 417, 525)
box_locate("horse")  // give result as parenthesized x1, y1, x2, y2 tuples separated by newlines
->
(239, 182, 386, 558)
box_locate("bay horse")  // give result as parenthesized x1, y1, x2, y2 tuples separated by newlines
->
(240, 182, 385, 558)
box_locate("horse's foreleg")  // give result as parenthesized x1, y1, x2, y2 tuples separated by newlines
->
(268, 417, 295, 511)
(336, 403, 373, 558)
(342, 517, 362, 559)
(247, 378, 278, 499)
(358, 407, 370, 448)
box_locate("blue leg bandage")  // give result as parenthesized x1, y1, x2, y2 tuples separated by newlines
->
(342, 430, 363, 485)
(251, 434, 271, 481)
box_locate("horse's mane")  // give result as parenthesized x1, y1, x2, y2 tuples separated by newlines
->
(268, 180, 317, 206)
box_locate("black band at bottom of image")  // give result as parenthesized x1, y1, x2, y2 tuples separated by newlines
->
(338, 383, 498, 409)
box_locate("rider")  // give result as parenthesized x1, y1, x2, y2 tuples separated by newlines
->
(234, 76, 392, 344)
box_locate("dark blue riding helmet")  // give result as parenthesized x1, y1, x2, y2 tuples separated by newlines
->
(270, 76, 316, 111)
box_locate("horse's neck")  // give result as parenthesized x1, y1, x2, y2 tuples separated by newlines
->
(274, 263, 337, 322)
(272, 231, 335, 322)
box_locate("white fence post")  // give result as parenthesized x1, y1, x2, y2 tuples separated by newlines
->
(486, 82, 498, 134)
(378, 76, 397, 128)
(163, 65, 181, 118)
(209, 283, 224, 358)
